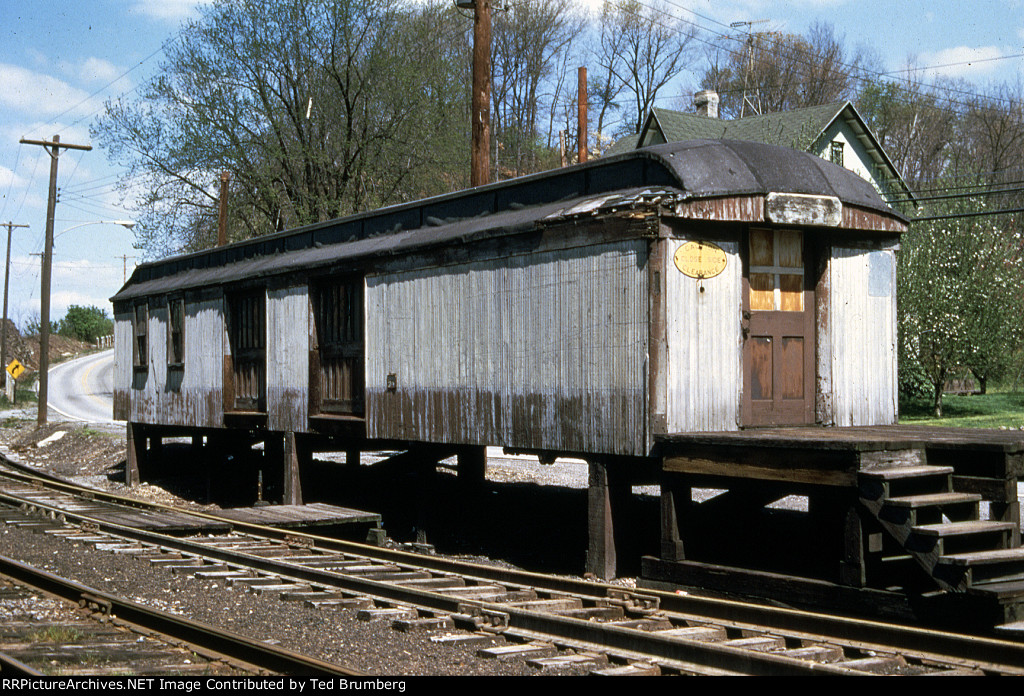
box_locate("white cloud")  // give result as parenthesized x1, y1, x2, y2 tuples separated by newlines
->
(0, 64, 96, 118)
(130, 0, 205, 22)
(72, 57, 124, 86)
(918, 45, 1011, 78)
(0, 166, 27, 193)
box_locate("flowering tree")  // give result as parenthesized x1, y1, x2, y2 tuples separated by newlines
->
(899, 206, 1024, 415)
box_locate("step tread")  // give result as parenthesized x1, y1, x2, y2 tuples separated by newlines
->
(965, 579, 1024, 599)
(938, 548, 1024, 566)
(860, 465, 954, 479)
(913, 520, 1016, 537)
(884, 492, 982, 508)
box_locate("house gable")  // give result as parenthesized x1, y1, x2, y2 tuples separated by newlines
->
(618, 101, 914, 209)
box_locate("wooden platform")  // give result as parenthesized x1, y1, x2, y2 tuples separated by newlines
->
(215, 503, 381, 530)
(657, 425, 1024, 486)
(649, 425, 1024, 630)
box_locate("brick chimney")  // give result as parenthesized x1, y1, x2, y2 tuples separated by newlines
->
(694, 90, 719, 118)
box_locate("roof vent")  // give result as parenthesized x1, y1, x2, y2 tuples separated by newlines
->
(694, 90, 719, 119)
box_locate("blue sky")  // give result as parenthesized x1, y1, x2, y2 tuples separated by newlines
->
(1, 0, 1022, 328)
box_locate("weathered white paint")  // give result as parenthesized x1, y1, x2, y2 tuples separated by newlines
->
(267, 285, 309, 432)
(366, 241, 649, 456)
(115, 297, 225, 427)
(664, 235, 743, 432)
(823, 246, 898, 426)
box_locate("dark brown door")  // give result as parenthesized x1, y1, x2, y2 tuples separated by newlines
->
(228, 291, 266, 413)
(743, 228, 815, 426)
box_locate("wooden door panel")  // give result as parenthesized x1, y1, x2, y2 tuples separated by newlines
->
(749, 336, 773, 400)
(779, 336, 804, 399)
(743, 228, 815, 427)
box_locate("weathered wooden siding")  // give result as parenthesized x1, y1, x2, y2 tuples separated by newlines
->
(112, 312, 132, 421)
(823, 246, 898, 426)
(120, 296, 225, 427)
(663, 235, 743, 432)
(267, 285, 309, 432)
(366, 241, 649, 456)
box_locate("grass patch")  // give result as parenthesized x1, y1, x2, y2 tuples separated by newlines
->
(29, 626, 85, 643)
(900, 391, 1024, 429)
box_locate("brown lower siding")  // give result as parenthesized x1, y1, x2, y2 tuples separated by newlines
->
(128, 388, 224, 429)
(366, 387, 646, 457)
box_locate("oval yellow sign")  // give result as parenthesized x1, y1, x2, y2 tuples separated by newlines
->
(673, 241, 727, 279)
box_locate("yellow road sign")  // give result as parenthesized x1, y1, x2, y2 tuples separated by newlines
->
(6, 359, 24, 380)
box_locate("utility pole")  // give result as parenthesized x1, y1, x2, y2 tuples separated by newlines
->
(19, 135, 92, 426)
(578, 67, 588, 164)
(120, 254, 138, 283)
(1, 221, 29, 395)
(461, 0, 492, 187)
(217, 170, 230, 247)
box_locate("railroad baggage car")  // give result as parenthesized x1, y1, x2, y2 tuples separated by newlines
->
(112, 139, 908, 576)
(113, 139, 904, 450)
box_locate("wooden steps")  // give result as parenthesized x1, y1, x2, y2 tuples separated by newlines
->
(860, 462, 1024, 600)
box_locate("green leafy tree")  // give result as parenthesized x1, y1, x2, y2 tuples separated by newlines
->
(58, 306, 114, 344)
(93, 0, 471, 257)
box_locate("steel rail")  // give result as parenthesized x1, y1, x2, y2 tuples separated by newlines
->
(0, 554, 362, 677)
(3, 467, 1023, 675)
(2, 458, 1023, 667)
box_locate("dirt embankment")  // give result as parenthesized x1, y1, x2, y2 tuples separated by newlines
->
(0, 319, 92, 372)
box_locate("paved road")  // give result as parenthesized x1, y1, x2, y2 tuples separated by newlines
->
(47, 349, 118, 425)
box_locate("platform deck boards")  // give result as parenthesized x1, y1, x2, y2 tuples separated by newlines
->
(657, 425, 1024, 452)
(215, 503, 380, 529)
(96, 510, 233, 534)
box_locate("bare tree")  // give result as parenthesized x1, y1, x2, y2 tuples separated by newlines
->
(490, 0, 584, 178)
(598, 0, 699, 135)
(700, 21, 864, 120)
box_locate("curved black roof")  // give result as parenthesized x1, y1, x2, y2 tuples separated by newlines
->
(113, 139, 903, 302)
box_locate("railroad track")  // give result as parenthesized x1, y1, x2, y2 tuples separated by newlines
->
(2, 457, 1023, 676)
(0, 555, 360, 677)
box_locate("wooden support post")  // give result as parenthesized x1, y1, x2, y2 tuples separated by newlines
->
(660, 475, 687, 562)
(811, 487, 866, 587)
(587, 459, 619, 580)
(457, 445, 487, 487)
(125, 422, 142, 487)
(346, 448, 360, 467)
(840, 502, 868, 587)
(283, 432, 303, 505)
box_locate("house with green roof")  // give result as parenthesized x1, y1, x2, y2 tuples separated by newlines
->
(607, 92, 914, 210)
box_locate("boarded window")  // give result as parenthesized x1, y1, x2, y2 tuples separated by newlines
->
(229, 291, 266, 412)
(133, 303, 148, 369)
(749, 228, 804, 312)
(167, 297, 185, 367)
(313, 277, 364, 415)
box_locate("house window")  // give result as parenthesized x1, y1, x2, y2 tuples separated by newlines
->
(313, 277, 364, 415)
(228, 290, 266, 412)
(167, 297, 185, 367)
(830, 140, 844, 167)
(133, 303, 148, 370)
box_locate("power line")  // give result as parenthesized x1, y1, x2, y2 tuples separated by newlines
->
(912, 206, 1024, 222)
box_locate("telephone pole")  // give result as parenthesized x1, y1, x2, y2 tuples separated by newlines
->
(1, 221, 29, 394)
(18, 135, 92, 426)
(459, 0, 492, 187)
